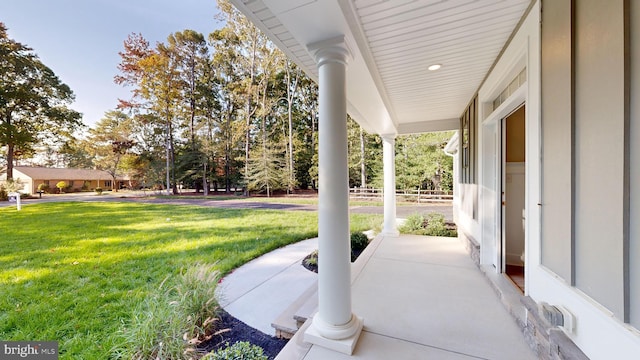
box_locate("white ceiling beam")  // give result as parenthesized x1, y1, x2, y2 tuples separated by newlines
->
(397, 118, 459, 134)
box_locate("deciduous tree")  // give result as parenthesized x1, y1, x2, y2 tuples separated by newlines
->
(88, 110, 135, 191)
(392, 132, 454, 191)
(0, 22, 82, 179)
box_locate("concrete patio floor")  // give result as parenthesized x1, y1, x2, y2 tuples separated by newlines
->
(277, 234, 537, 360)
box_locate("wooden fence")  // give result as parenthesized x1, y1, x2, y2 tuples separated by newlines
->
(349, 188, 453, 203)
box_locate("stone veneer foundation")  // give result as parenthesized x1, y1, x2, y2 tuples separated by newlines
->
(458, 232, 589, 360)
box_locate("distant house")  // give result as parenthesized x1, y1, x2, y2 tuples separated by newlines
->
(0, 166, 129, 194)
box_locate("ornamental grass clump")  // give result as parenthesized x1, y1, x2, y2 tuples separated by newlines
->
(113, 263, 225, 360)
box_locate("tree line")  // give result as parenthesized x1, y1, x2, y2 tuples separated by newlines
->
(1, 1, 453, 195)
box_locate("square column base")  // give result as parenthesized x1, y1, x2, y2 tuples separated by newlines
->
(303, 316, 364, 355)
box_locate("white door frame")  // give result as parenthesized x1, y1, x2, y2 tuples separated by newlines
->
(500, 103, 526, 273)
(481, 85, 527, 273)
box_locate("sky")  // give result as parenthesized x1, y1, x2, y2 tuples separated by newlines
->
(1, 0, 223, 128)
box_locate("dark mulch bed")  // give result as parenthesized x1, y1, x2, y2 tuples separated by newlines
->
(198, 309, 288, 359)
(301, 248, 366, 273)
(199, 235, 368, 358)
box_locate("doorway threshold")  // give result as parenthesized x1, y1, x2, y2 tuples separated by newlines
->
(506, 265, 525, 293)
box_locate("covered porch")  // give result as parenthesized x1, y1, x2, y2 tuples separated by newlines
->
(276, 233, 535, 359)
(222, 0, 640, 357)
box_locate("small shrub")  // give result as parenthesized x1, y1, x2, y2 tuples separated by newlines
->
(95, 187, 103, 195)
(399, 213, 457, 237)
(304, 250, 318, 267)
(425, 213, 449, 236)
(0, 187, 7, 201)
(350, 232, 369, 253)
(37, 183, 49, 192)
(399, 213, 425, 233)
(4, 178, 24, 193)
(203, 341, 267, 360)
(56, 181, 67, 193)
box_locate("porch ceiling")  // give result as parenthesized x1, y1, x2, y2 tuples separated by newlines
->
(230, 0, 532, 135)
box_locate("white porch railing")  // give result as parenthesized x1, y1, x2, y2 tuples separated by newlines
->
(349, 188, 453, 203)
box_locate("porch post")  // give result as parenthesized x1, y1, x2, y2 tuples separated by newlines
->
(382, 134, 399, 236)
(304, 36, 363, 355)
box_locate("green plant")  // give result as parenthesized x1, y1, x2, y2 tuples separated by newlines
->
(4, 178, 24, 193)
(425, 213, 450, 236)
(37, 183, 49, 193)
(95, 187, 103, 195)
(203, 341, 267, 360)
(368, 216, 383, 234)
(304, 250, 318, 267)
(350, 232, 369, 253)
(114, 263, 223, 359)
(114, 288, 185, 359)
(176, 263, 223, 345)
(398, 212, 457, 237)
(56, 181, 67, 193)
(399, 213, 425, 233)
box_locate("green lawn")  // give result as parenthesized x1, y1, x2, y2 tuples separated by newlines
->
(151, 193, 412, 207)
(0, 202, 380, 359)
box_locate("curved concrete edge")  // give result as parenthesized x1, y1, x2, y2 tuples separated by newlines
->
(215, 238, 319, 335)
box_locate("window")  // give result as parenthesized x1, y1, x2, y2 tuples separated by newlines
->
(104, 180, 112, 188)
(493, 69, 526, 111)
(460, 96, 477, 184)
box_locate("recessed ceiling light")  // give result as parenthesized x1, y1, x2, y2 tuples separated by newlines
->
(428, 64, 442, 71)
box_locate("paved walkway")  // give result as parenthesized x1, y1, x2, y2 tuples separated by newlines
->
(215, 238, 318, 335)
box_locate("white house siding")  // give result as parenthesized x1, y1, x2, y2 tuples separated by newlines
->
(573, 0, 626, 321)
(540, 0, 573, 283)
(454, 1, 640, 358)
(13, 169, 34, 194)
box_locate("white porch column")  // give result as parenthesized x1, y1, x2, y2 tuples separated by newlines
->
(382, 134, 399, 236)
(304, 36, 363, 355)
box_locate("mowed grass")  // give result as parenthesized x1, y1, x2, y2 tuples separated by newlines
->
(0, 202, 380, 359)
(152, 194, 405, 207)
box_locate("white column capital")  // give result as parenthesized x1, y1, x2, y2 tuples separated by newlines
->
(307, 36, 353, 67)
(381, 133, 397, 142)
